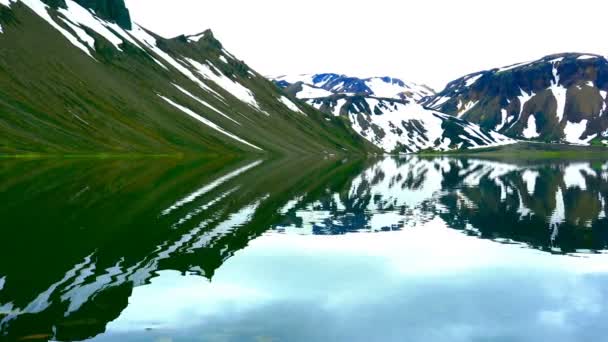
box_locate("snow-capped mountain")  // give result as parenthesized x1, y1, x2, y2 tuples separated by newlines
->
(423, 53, 608, 146)
(0, 0, 375, 154)
(275, 75, 515, 153)
(274, 73, 435, 102)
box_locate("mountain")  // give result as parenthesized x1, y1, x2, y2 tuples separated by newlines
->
(274, 74, 515, 153)
(423, 53, 608, 146)
(274, 73, 435, 102)
(0, 0, 375, 155)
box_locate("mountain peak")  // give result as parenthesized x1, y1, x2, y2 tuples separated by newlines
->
(273, 73, 435, 102)
(424, 52, 608, 145)
(182, 29, 223, 50)
(40, 0, 132, 29)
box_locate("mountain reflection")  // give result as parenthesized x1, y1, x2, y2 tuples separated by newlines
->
(275, 157, 608, 252)
(0, 156, 607, 341)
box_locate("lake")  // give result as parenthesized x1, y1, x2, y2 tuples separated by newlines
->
(1, 156, 608, 341)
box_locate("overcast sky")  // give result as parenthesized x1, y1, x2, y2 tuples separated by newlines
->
(125, 0, 607, 90)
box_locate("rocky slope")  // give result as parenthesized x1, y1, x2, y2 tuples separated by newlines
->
(423, 53, 608, 146)
(0, 0, 375, 155)
(274, 75, 514, 153)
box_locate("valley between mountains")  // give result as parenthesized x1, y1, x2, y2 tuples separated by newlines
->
(0, 0, 606, 155)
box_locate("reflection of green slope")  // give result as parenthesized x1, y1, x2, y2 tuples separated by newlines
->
(0, 156, 364, 341)
(1, 157, 607, 340)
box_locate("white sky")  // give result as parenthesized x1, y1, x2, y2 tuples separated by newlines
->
(125, 0, 608, 91)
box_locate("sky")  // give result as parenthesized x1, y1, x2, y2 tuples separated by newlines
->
(125, 0, 608, 90)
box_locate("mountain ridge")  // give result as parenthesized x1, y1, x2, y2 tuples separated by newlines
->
(274, 73, 435, 102)
(273, 74, 515, 153)
(0, 0, 377, 155)
(423, 52, 608, 146)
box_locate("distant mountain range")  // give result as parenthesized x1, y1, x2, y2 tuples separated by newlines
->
(422, 53, 608, 146)
(274, 73, 435, 102)
(273, 74, 515, 153)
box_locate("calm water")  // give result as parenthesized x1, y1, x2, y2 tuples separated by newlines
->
(1, 156, 608, 341)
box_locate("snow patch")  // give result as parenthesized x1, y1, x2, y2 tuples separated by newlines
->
(577, 55, 598, 60)
(159, 95, 262, 151)
(457, 100, 478, 118)
(59, 0, 124, 51)
(296, 84, 334, 99)
(429, 96, 450, 109)
(498, 60, 533, 72)
(549, 64, 567, 122)
(128, 25, 224, 99)
(364, 77, 429, 101)
(495, 109, 508, 131)
(465, 74, 483, 87)
(511, 88, 534, 129)
(564, 119, 595, 145)
(522, 115, 540, 139)
(187, 32, 208, 42)
(333, 99, 347, 116)
(279, 96, 304, 114)
(59, 17, 95, 50)
(518, 89, 533, 114)
(173, 84, 240, 125)
(185, 58, 260, 109)
(21, 0, 94, 58)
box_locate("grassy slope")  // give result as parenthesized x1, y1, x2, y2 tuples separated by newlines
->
(0, 4, 377, 156)
(420, 141, 608, 160)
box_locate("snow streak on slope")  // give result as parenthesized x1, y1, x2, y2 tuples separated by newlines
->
(20, 0, 94, 58)
(128, 25, 225, 100)
(185, 58, 260, 110)
(278, 96, 304, 114)
(159, 95, 262, 151)
(549, 61, 567, 123)
(14, 0, 141, 59)
(59, 0, 124, 50)
(173, 84, 240, 125)
(522, 115, 540, 139)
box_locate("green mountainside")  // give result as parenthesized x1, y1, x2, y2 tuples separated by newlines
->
(0, 0, 376, 155)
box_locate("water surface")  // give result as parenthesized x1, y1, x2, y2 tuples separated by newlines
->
(1, 156, 607, 341)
